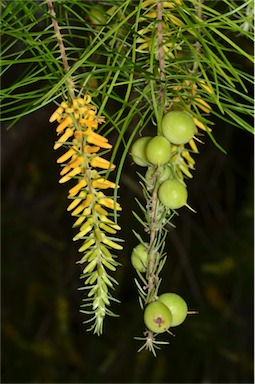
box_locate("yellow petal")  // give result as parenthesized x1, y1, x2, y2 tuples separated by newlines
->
(99, 222, 117, 235)
(68, 180, 87, 197)
(56, 116, 73, 133)
(90, 156, 115, 170)
(54, 128, 74, 150)
(92, 178, 117, 189)
(83, 145, 100, 153)
(194, 98, 211, 113)
(189, 138, 199, 153)
(102, 237, 123, 250)
(60, 156, 83, 176)
(57, 148, 76, 163)
(59, 166, 81, 183)
(98, 197, 122, 211)
(78, 238, 95, 253)
(94, 204, 108, 216)
(86, 135, 112, 149)
(49, 106, 64, 123)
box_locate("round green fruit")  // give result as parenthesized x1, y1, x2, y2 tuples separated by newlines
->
(131, 137, 152, 166)
(158, 179, 187, 209)
(144, 301, 172, 333)
(145, 136, 171, 165)
(131, 243, 149, 272)
(158, 293, 188, 327)
(162, 111, 195, 145)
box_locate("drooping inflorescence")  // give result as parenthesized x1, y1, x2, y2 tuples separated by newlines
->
(50, 94, 123, 335)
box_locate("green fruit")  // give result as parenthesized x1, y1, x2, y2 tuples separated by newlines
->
(158, 293, 188, 327)
(145, 136, 171, 165)
(131, 137, 151, 166)
(131, 243, 149, 272)
(144, 301, 172, 333)
(162, 111, 195, 145)
(158, 179, 187, 209)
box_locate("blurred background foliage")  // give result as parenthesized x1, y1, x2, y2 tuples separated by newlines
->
(1, 0, 254, 383)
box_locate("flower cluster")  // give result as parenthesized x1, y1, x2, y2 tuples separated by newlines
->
(50, 94, 123, 335)
(136, 0, 183, 58)
(136, 0, 214, 181)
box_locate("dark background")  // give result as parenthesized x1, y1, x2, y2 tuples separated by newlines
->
(1, 96, 254, 383)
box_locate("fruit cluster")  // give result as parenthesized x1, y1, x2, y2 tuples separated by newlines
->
(131, 110, 196, 210)
(144, 293, 188, 334)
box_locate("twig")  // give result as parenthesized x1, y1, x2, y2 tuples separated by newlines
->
(156, 1, 165, 106)
(47, 0, 75, 98)
(190, 0, 204, 74)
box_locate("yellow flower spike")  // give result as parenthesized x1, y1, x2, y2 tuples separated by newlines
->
(68, 180, 87, 198)
(99, 222, 117, 235)
(57, 148, 76, 163)
(98, 197, 122, 211)
(189, 138, 199, 153)
(92, 178, 117, 190)
(194, 98, 212, 113)
(56, 116, 73, 133)
(90, 156, 115, 170)
(49, 106, 64, 123)
(102, 237, 123, 250)
(59, 166, 81, 183)
(78, 238, 95, 253)
(54, 128, 74, 149)
(94, 204, 108, 216)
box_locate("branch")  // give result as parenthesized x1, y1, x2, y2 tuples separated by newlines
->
(47, 0, 75, 98)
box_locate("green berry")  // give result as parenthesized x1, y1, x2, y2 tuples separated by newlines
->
(162, 111, 195, 145)
(158, 293, 188, 327)
(144, 301, 172, 333)
(131, 137, 151, 166)
(131, 243, 149, 272)
(145, 136, 171, 165)
(158, 179, 187, 209)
